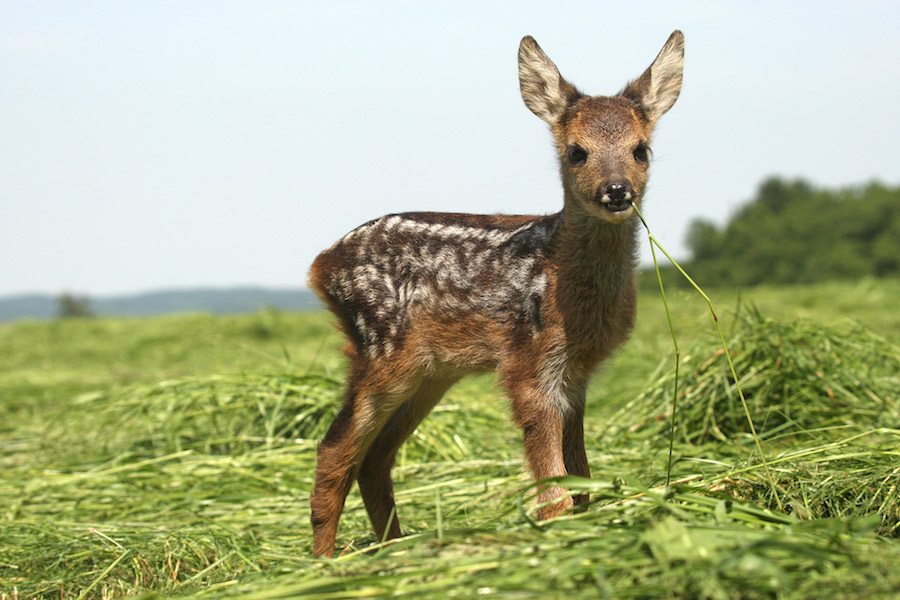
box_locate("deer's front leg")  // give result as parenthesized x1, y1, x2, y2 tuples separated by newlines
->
(562, 384, 590, 507)
(505, 377, 574, 519)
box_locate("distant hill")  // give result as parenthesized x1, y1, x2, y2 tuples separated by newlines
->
(0, 287, 321, 322)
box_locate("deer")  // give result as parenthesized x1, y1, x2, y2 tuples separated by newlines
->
(308, 31, 684, 558)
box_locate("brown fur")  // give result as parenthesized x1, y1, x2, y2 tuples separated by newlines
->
(309, 31, 684, 557)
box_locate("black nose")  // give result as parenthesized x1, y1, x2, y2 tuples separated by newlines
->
(606, 183, 628, 201)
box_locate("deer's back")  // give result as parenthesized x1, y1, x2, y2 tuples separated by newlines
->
(309, 212, 559, 363)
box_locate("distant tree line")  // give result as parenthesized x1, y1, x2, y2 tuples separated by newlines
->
(650, 178, 900, 288)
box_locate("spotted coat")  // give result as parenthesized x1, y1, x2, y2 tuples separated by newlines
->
(313, 212, 558, 360)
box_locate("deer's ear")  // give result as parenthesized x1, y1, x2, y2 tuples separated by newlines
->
(518, 36, 581, 125)
(622, 30, 684, 124)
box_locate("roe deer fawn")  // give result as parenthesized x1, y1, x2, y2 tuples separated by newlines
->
(309, 31, 684, 557)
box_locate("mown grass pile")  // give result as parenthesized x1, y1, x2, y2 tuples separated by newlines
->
(606, 306, 900, 444)
(2, 282, 900, 599)
(604, 306, 900, 538)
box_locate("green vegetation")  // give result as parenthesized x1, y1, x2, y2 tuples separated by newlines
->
(2, 280, 900, 599)
(658, 178, 900, 287)
(56, 293, 94, 319)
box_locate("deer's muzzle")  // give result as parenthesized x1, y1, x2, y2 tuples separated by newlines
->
(596, 182, 635, 212)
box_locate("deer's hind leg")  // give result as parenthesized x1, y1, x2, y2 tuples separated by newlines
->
(310, 359, 423, 558)
(357, 375, 460, 544)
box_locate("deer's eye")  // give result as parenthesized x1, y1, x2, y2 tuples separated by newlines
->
(567, 145, 587, 166)
(633, 144, 650, 164)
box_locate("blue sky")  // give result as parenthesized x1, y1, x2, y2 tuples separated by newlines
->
(2, 1, 899, 296)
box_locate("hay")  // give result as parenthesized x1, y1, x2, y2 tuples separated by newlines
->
(605, 308, 900, 445)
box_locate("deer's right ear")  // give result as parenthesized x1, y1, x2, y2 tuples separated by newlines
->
(518, 36, 580, 125)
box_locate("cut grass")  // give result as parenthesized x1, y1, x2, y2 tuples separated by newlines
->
(605, 306, 900, 445)
(2, 282, 900, 598)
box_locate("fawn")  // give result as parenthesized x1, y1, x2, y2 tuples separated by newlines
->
(309, 31, 684, 557)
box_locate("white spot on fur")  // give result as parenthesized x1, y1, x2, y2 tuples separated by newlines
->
(382, 215, 403, 232)
(537, 347, 573, 414)
(530, 271, 548, 297)
(355, 313, 369, 340)
(507, 257, 536, 291)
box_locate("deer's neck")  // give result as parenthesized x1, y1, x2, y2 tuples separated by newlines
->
(549, 195, 640, 366)
(552, 198, 640, 289)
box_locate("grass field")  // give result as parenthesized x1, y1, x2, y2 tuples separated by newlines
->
(2, 278, 899, 599)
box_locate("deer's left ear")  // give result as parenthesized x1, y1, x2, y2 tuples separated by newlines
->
(622, 30, 684, 125)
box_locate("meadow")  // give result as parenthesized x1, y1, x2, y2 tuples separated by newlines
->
(1, 277, 899, 599)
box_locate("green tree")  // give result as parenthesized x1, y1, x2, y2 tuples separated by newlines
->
(57, 292, 94, 318)
(677, 178, 900, 286)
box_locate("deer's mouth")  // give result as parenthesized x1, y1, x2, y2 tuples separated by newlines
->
(586, 192, 638, 224)
(601, 197, 633, 213)
(595, 183, 636, 215)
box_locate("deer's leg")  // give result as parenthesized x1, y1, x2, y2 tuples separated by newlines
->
(504, 376, 573, 520)
(562, 386, 590, 507)
(357, 376, 458, 543)
(310, 366, 419, 558)
(310, 398, 356, 558)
